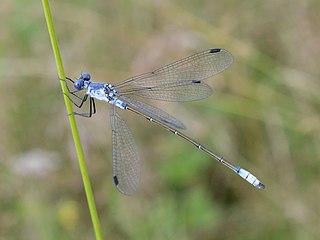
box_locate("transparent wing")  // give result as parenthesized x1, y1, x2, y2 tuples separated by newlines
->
(115, 48, 233, 101)
(118, 81, 213, 102)
(120, 95, 186, 129)
(110, 106, 140, 195)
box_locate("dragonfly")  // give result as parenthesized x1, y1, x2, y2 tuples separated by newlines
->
(63, 48, 265, 195)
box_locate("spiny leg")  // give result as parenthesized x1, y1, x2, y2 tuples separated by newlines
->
(59, 77, 97, 118)
(91, 97, 96, 115)
(60, 77, 89, 107)
(69, 97, 96, 118)
(60, 78, 83, 100)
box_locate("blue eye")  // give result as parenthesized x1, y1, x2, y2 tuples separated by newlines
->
(81, 72, 91, 81)
(74, 80, 83, 90)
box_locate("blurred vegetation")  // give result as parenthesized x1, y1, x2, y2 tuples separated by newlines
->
(1, 0, 320, 239)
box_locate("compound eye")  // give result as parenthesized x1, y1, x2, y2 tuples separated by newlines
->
(74, 79, 83, 90)
(81, 72, 91, 81)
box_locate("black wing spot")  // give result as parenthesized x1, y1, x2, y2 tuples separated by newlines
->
(113, 176, 119, 186)
(192, 80, 201, 83)
(210, 48, 221, 53)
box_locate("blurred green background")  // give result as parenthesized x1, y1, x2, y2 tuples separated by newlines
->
(1, 0, 320, 239)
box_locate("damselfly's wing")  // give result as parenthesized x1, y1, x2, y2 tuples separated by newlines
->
(120, 95, 186, 129)
(115, 49, 233, 102)
(110, 106, 140, 195)
(119, 81, 213, 102)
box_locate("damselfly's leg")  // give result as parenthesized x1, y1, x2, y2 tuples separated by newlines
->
(69, 97, 96, 118)
(91, 97, 96, 114)
(59, 77, 97, 118)
(60, 77, 83, 100)
(67, 93, 89, 109)
(59, 77, 89, 107)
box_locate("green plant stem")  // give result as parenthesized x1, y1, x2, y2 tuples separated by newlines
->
(41, 1, 103, 239)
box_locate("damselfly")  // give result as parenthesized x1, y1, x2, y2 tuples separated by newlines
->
(63, 48, 265, 195)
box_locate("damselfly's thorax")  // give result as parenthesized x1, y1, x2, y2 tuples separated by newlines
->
(104, 84, 118, 101)
(104, 84, 127, 109)
(73, 72, 127, 109)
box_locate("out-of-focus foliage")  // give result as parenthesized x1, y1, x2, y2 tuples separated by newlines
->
(1, 0, 320, 239)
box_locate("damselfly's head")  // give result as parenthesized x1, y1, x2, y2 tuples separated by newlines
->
(74, 72, 91, 90)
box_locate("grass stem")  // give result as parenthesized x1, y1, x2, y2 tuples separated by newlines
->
(41, 1, 104, 239)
